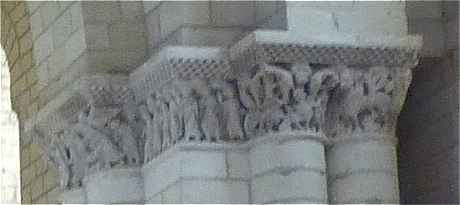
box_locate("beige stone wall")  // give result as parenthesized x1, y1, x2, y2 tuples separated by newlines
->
(1, 1, 61, 203)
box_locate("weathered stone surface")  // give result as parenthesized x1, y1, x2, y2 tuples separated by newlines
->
(16, 1, 426, 204)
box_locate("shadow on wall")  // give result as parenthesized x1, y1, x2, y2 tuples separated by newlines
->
(397, 1, 459, 203)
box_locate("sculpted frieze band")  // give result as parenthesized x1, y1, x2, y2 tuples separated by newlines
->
(28, 41, 417, 191)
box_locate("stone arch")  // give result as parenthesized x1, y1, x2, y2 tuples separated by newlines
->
(1, 2, 59, 204)
(1, 1, 39, 122)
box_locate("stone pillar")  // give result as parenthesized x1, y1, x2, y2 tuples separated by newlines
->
(325, 65, 413, 203)
(233, 62, 336, 203)
(132, 47, 252, 203)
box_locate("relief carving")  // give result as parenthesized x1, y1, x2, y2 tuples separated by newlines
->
(326, 66, 401, 139)
(237, 63, 339, 137)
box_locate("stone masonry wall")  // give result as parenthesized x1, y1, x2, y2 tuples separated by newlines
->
(143, 1, 285, 55)
(0, 1, 59, 204)
(0, 1, 454, 204)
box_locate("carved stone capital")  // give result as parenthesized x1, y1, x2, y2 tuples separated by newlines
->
(25, 75, 143, 190)
(24, 29, 421, 191)
(325, 65, 412, 143)
(236, 63, 338, 139)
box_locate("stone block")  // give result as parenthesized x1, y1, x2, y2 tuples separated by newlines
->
(26, 67, 38, 86)
(16, 16, 29, 38)
(36, 194, 48, 204)
(143, 0, 161, 14)
(69, 2, 84, 32)
(36, 59, 49, 85)
(46, 187, 61, 204)
(10, 2, 26, 23)
(64, 28, 86, 66)
(48, 49, 67, 81)
(85, 168, 144, 203)
(286, 1, 407, 36)
(258, 3, 287, 30)
(82, 1, 122, 23)
(13, 76, 27, 95)
(108, 21, 147, 49)
(88, 49, 146, 73)
(57, 0, 74, 11)
(170, 26, 247, 47)
(60, 188, 86, 204)
(19, 31, 33, 53)
(8, 41, 19, 65)
(30, 10, 43, 40)
(120, 1, 143, 18)
(161, 181, 182, 204)
(26, 1, 44, 15)
(227, 150, 250, 179)
(33, 28, 53, 64)
(211, 1, 256, 27)
(21, 185, 32, 203)
(29, 143, 43, 161)
(52, 9, 73, 49)
(159, 1, 210, 39)
(181, 179, 250, 203)
(327, 141, 397, 178)
(251, 169, 327, 203)
(181, 150, 227, 178)
(146, 193, 162, 204)
(145, 9, 161, 49)
(85, 23, 110, 50)
(255, 1, 284, 23)
(20, 145, 30, 169)
(44, 168, 59, 191)
(40, 2, 60, 28)
(249, 142, 279, 176)
(329, 172, 399, 203)
(143, 152, 182, 198)
(18, 51, 33, 75)
(1, 1, 18, 13)
(33, 157, 47, 176)
(406, 1, 443, 20)
(31, 176, 44, 200)
(279, 139, 325, 170)
(21, 167, 34, 186)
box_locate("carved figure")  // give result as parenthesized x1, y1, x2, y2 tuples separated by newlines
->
(222, 83, 245, 140)
(159, 92, 171, 149)
(109, 118, 141, 165)
(327, 66, 395, 137)
(239, 63, 294, 136)
(199, 80, 222, 142)
(61, 129, 87, 188)
(168, 85, 185, 144)
(179, 82, 203, 141)
(140, 104, 155, 162)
